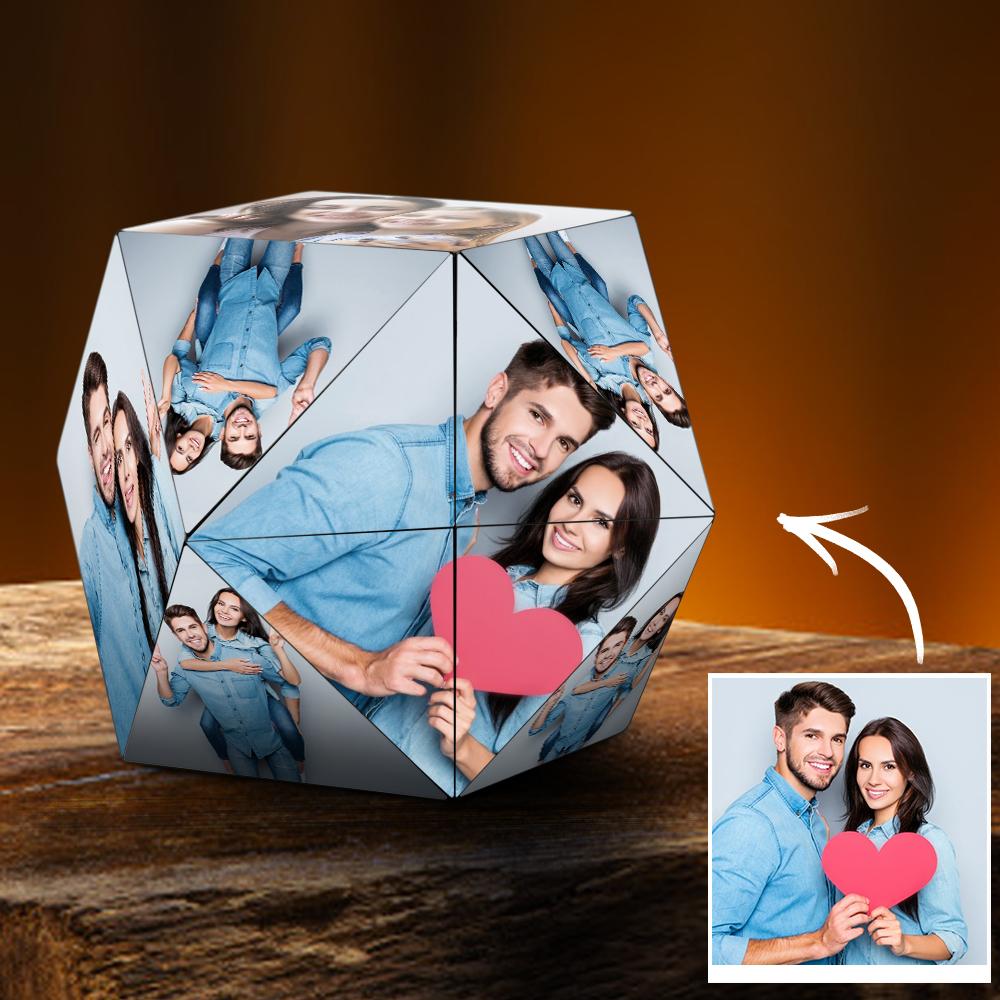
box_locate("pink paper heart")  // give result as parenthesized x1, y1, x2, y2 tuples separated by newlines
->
(822, 831, 937, 911)
(430, 556, 583, 696)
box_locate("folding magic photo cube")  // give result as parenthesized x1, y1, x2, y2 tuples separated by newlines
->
(57, 192, 714, 798)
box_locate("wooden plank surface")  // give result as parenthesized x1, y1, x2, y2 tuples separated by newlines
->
(0, 582, 996, 999)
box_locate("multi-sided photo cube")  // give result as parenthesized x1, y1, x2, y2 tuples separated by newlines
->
(57, 192, 714, 798)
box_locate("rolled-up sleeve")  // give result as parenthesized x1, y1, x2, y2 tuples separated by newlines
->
(917, 826, 968, 964)
(275, 337, 332, 394)
(712, 810, 779, 965)
(160, 670, 191, 708)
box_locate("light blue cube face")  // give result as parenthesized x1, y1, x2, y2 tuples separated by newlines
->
(59, 193, 713, 797)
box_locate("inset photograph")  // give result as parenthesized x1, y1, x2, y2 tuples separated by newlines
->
(708, 673, 990, 983)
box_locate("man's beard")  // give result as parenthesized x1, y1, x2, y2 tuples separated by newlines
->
(786, 752, 837, 793)
(479, 405, 522, 493)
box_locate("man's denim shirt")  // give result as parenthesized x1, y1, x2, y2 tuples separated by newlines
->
(160, 637, 289, 758)
(172, 264, 331, 435)
(190, 415, 487, 705)
(840, 816, 967, 965)
(204, 624, 299, 702)
(712, 766, 834, 965)
(79, 486, 151, 752)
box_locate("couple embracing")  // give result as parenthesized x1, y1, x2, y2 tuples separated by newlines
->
(192, 340, 662, 792)
(712, 681, 967, 965)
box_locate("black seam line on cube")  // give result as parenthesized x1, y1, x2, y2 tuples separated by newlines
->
(452, 252, 459, 799)
(458, 519, 713, 797)
(626, 214, 716, 513)
(115, 235, 191, 552)
(456, 251, 715, 516)
(484, 210, 634, 247)
(169, 253, 454, 543)
(179, 546, 451, 799)
(457, 250, 714, 516)
(184, 513, 715, 545)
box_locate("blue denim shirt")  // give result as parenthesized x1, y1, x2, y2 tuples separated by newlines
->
(839, 817, 967, 965)
(204, 625, 300, 701)
(172, 264, 330, 436)
(190, 415, 487, 689)
(712, 767, 835, 965)
(160, 636, 290, 758)
(79, 486, 151, 752)
(368, 564, 605, 795)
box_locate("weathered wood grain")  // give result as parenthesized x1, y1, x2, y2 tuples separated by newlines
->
(0, 582, 995, 999)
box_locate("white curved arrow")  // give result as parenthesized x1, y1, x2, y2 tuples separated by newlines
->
(776, 506, 924, 664)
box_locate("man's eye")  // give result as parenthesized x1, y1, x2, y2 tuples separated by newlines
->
(530, 409, 543, 423)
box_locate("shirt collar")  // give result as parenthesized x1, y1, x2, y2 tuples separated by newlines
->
(764, 766, 817, 817)
(448, 415, 488, 507)
(506, 564, 567, 605)
(857, 814, 901, 837)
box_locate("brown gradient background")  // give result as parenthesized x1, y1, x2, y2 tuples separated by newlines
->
(7, 3, 999, 648)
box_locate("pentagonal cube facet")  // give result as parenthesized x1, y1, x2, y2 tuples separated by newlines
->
(58, 192, 713, 797)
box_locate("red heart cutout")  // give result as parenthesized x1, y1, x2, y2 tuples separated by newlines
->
(822, 831, 937, 911)
(430, 556, 584, 696)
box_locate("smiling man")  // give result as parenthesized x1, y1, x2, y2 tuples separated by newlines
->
(191, 340, 614, 710)
(77, 352, 153, 752)
(712, 681, 870, 965)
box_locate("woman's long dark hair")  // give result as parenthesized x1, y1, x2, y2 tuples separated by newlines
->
(487, 452, 660, 728)
(112, 392, 169, 650)
(843, 717, 934, 920)
(164, 408, 212, 473)
(633, 592, 684, 653)
(206, 588, 268, 642)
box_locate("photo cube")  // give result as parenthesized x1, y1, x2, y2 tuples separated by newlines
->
(58, 191, 714, 797)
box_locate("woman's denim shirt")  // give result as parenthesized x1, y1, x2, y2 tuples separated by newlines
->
(712, 767, 835, 965)
(371, 564, 604, 795)
(839, 816, 967, 965)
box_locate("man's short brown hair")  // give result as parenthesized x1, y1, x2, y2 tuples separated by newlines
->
(503, 341, 614, 440)
(774, 681, 855, 738)
(81, 351, 109, 440)
(164, 604, 201, 628)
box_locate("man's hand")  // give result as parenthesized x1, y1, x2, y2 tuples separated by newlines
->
(867, 907, 907, 956)
(818, 894, 870, 957)
(219, 658, 263, 675)
(192, 371, 230, 393)
(150, 646, 169, 675)
(288, 383, 315, 426)
(363, 636, 454, 697)
(427, 677, 476, 759)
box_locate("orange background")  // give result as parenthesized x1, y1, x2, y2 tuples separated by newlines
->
(9, 4, 999, 648)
